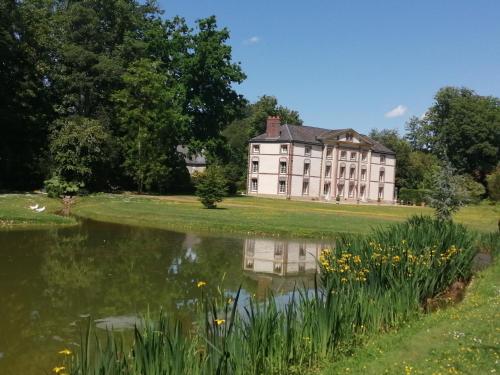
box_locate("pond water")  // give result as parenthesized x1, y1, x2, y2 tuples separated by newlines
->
(0, 219, 332, 374)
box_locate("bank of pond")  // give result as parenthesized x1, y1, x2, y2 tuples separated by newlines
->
(41, 216, 497, 375)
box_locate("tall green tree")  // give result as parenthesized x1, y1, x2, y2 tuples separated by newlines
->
(406, 87, 500, 182)
(0, 0, 54, 189)
(113, 58, 189, 193)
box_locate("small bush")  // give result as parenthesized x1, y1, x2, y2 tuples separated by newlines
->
(44, 175, 82, 198)
(195, 166, 228, 208)
(398, 188, 431, 205)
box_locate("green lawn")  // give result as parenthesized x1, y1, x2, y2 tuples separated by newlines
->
(0, 193, 76, 228)
(71, 194, 499, 237)
(323, 257, 500, 375)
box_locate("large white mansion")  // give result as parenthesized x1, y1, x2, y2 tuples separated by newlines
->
(246, 116, 396, 203)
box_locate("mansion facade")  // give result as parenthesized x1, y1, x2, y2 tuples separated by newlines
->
(247, 116, 396, 203)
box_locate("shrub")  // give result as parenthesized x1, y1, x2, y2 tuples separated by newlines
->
(398, 188, 432, 205)
(44, 175, 82, 198)
(195, 166, 228, 208)
(486, 164, 500, 201)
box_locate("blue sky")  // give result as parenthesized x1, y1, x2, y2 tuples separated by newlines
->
(159, 0, 500, 134)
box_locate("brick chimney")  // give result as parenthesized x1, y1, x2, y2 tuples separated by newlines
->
(266, 116, 281, 138)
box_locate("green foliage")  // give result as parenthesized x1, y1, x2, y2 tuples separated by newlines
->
(460, 174, 486, 203)
(406, 87, 500, 181)
(62, 216, 480, 374)
(428, 161, 468, 221)
(398, 188, 432, 205)
(48, 117, 110, 189)
(195, 166, 228, 208)
(486, 164, 500, 201)
(44, 175, 82, 198)
(113, 58, 188, 192)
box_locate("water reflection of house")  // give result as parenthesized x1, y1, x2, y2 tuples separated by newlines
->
(243, 238, 323, 276)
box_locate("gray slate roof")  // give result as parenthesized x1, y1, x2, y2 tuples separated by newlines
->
(249, 124, 395, 155)
(177, 145, 207, 166)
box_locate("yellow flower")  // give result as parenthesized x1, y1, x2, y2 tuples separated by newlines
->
(197, 281, 207, 288)
(58, 349, 72, 355)
(341, 277, 348, 283)
(214, 319, 225, 326)
(353, 255, 362, 264)
(53, 366, 66, 373)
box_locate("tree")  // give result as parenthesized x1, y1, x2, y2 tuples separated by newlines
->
(182, 16, 246, 157)
(428, 161, 468, 221)
(486, 164, 500, 201)
(47, 117, 110, 191)
(406, 87, 500, 182)
(195, 166, 228, 208)
(113, 58, 189, 193)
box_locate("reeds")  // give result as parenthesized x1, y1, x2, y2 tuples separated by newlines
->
(61, 216, 481, 375)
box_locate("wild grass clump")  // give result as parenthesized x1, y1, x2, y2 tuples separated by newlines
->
(59, 216, 481, 375)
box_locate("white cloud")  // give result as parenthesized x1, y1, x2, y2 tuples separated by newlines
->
(385, 105, 408, 118)
(244, 36, 260, 45)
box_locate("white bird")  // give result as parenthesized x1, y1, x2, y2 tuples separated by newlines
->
(29, 204, 39, 210)
(35, 206, 46, 213)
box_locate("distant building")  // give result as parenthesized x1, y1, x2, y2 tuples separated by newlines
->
(177, 145, 206, 175)
(247, 116, 396, 203)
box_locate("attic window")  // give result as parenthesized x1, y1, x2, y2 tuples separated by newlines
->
(252, 144, 260, 154)
(346, 133, 353, 142)
(281, 144, 288, 154)
(380, 155, 386, 164)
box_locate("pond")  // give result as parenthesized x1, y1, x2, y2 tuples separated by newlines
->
(0, 219, 332, 374)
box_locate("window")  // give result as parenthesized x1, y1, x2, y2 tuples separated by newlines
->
(362, 151, 367, 161)
(340, 150, 347, 160)
(325, 165, 331, 177)
(360, 185, 365, 198)
(303, 162, 310, 175)
(305, 146, 311, 156)
(378, 187, 384, 199)
(340, 166, 345, 178)
(323, 182, 331, 196)
(349, 167, 356, 179)
(278, 180, 286, 193)
(279, 161, 287, 174)
(251, 178, 258, 191)
(298, 262, 306, 273)
(252, 144, 260, 154)
(379, 170, 385, 182)
(245, 259, 254, 269)
(346, 133, 353, 141)
(274, 243, 284, 257)
(350, 152, 357, 161)
(299, 245, 306, 258)
(326, 147, 333, 158)
(380, 155, 386, 164)
(302, 180, 309, 195)
(348, 184, 355, 198)
(281, 144, 288, 154)
(361, 168, 367, 181)
(337, 184, 344, 196)
(252, 160, 259, 173)
(273, 263, 283, 274)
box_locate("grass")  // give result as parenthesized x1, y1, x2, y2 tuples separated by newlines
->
(56, 217, 493, 375)
(0, 193, 76, 228)
(71, 194, 499, 238)
(324, 255, 500, 375)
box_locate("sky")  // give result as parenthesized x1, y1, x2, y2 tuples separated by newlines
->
(159, 0, 500, 134)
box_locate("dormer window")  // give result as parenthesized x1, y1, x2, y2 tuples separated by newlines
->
(252, 144, 260, 154)
(280, 144, 288, 154)
(346, 133, 353, 142)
